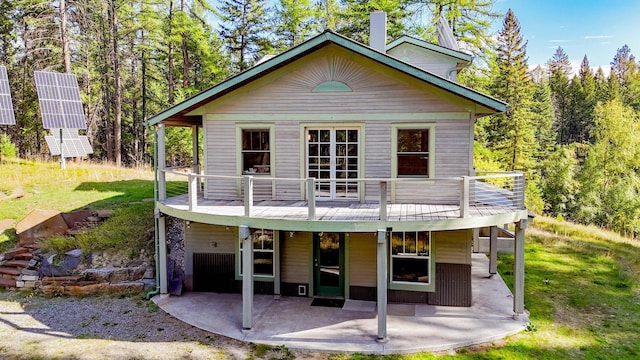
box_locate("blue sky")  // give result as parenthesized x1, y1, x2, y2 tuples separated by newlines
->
(492, 0, 640, 72)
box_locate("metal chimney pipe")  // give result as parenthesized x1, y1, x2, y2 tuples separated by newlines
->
(369, 11, 387, 52)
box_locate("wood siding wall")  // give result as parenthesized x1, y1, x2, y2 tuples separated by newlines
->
(349, 233, 377, 287)
(184, 222, 236, 290)
(387, 44, 460, 81)
(201, 45, 473, 201)
(434, 229, 472, 265)
(280, 232, 310, 283)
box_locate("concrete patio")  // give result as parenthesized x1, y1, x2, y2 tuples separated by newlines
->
(153, 254, 529, 355)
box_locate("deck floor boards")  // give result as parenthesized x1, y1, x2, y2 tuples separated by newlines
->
(162, 194, 520, 222)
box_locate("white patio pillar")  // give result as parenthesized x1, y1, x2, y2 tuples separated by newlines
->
(489, 226, 498, 275)
(191, 125, 199, 174)
(472, 228, 480, 253)
(158, 215, 168, 294)
(240, 225, 253, 330)
(376, 229, 388, 341)
(513, 219, 526, 317)
(157, 124, 166, 201)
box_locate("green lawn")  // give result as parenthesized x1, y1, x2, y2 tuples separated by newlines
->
(2, 160, 640, 359)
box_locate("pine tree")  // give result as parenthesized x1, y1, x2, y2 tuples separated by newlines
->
(273, 0, 319, 49)
(338, 0, 412, 44)
(578, 55, 596, 142)
(547, 46, 572, 144)
(530, 81, 555, 162)
(219, 0, 271, 72)
(488, 9, 536, 170)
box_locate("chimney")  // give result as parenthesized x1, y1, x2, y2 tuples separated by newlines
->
(369, 11, 387, 52)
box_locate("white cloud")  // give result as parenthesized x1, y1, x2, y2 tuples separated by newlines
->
(584, 35, 613, 39)
(549, 39, 571, 43)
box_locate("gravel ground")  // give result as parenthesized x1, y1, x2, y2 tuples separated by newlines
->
(0, 291, 331, 360)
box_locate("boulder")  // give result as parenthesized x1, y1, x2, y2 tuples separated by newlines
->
(15, 209, 69, 245)
(109, 281, 144, 293)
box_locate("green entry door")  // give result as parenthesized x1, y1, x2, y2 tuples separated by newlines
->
(313, 232, 345, 297)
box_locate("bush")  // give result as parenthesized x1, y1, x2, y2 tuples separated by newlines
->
(0, 134, 17, 161)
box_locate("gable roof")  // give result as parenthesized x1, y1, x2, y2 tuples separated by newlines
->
(147, 30, 505, 127)
(386, 35, 473, 63)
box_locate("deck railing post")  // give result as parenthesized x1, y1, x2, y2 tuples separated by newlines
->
(379, 181, 387, 220)
(307, 178, 316, 220)
(460, 176, 470, 218)
(518, 173, 526, 209)
(157, 124, 166, 201)
(244, 176, 253, 217)
(188, 173, 197, 211)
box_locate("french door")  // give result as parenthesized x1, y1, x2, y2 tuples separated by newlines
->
(306, 128, 359, 200)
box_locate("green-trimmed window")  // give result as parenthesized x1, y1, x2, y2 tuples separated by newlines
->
(390, 231, 431, 285)
(242, 129, 270, 174)
(397, 129, 430, 176)
(240, 229, 274, 277)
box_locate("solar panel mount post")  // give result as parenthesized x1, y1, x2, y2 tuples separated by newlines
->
(0, 66, 16, 125)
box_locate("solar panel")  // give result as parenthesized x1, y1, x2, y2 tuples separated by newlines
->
(0, 66, 16, 125)
(45, 128, 93, 157)
(34, 71, 86, 129)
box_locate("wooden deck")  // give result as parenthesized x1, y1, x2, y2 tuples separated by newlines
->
(161, 194, 517, 222)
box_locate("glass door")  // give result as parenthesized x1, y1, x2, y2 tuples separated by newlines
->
(307, 128, 359, 200)
(313, 232, 344, 297)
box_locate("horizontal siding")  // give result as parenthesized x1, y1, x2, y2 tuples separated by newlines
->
(349, 233, 377, 287)
(364, 121, 391, 202)
(280, 232, 310, 283)
(205, 121, 237, 199)
(275, 121, 302, 200)
(433, 229, 472, 265)
(387, 45, 460, 80)
(207, 46, 465, 115)
(184, 223, 236, 290)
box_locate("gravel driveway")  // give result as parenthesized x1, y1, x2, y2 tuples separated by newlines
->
(0, 291, 329, 360)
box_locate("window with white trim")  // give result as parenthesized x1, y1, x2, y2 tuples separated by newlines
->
(242, 129, 270, 174)
(390, 231, 431, 285)
(397, 128, 430, 177)
(240, 229, 274, 277)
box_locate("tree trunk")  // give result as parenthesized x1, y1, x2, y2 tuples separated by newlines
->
(181, 0, 189, 89)
(110, 0, 122, 166)
(168, 0, 175, 105)
(59, 0, 71, 73)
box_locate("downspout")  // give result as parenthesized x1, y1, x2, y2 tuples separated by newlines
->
(146, 124, 161, 299)
(447, 57, 474, 81)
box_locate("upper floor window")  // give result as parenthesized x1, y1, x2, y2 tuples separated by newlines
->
(242, 129, 270, 174)
(397, 129, 430, 177)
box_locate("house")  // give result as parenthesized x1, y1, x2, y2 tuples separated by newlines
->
(147, 13, 528, 341)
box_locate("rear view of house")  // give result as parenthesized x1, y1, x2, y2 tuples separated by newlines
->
(148, 13, 528, 341)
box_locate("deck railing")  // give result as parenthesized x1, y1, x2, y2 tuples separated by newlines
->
(158, 168, 525, 221)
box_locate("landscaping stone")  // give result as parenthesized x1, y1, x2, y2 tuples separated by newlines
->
(109, 268, 129, 283)
(109, 281, 144, 293)
(127, 264, 147, 281)
(63, 249, 83, 270)
(83, 268, 112, 282)
(21, 268, 39, 276)
(143, 266, 155, 279)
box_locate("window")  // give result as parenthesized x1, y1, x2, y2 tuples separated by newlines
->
(242, 129, 270, 174)
(397, 129, 430, 177)
(240, 229, 274, 277)
(390, 231, 430, 285)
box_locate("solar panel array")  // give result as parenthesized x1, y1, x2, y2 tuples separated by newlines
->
(0, 66, 16, 125)
(45, 128, 93, 157)
(34, 71, 86, 129)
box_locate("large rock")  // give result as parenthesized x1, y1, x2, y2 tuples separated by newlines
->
(109, 282, 144, 293)
(109, 268, 129, 283)
(15, 209, 69, 245)
(83, 268, 112, 282)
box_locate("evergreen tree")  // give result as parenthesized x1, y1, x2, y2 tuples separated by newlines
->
(273, 0, 319, 49)
(487, 8, 536, 171)
(541, 145, 579, 218)
(530, 81, 555, 162)
(547, 46, 572, 144)
(219, 0, 271, 72)
(338, 0, 412, 44)
(610, 45, 639, 109)
(578, 55, 596, 142)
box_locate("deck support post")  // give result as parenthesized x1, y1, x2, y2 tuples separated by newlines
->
(513, 219, 526, 317)
(489, 226, 498, 275)
(376, 229, 388, 341)
(241, 225, 253, 330)
(244, 176, 253, 217)
(379, 181, 387, 220)
(188, 174, 197, 211)
(307, 178, 316, 220)
(472, 228, 480, 253)
(459, 176, 469, 218)
(158, 215, 168, 294)
(157, 124, 166, 201)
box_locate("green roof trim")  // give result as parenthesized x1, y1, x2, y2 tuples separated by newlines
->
(312, 81, 353, 93)
(147, 31, 505, 127)
(386, 35, 473, 63)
